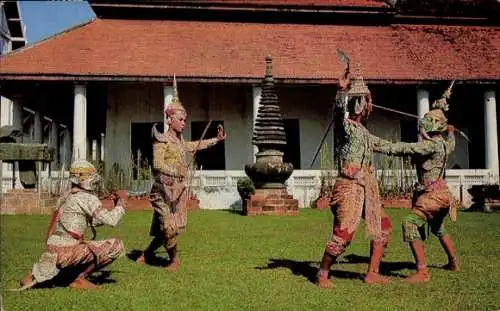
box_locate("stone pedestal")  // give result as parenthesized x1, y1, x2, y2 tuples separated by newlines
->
(1, 189, 56, 215)
(245, 188, 298, 216)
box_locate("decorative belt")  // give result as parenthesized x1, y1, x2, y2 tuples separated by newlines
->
(419, 179, 447, 191)
(160, 174, 185, 184)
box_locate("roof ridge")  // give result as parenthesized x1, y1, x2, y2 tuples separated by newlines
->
(0, 18, 99, 60)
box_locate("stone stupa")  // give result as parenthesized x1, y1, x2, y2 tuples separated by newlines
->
(243, 56, 299, 216)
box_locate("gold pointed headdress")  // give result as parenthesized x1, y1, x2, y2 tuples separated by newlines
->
(348, 64, 370, 97)
(432, 80, 454, 112)
(348, 75, 370, 97)
(165, 74, 186, 116)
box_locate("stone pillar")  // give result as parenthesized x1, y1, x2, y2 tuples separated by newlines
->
(73, 83, 87, 161)
(163, 85, 173, 132)
(484, 90, 499, 173)
(252, 86, 261, 162)
(33, 112, 42, 143)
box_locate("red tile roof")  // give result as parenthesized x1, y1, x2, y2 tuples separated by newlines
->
(0, 18, 499, 82)
(165, 0, 389, 8)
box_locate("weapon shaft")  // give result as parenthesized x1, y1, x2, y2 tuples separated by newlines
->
(371, 104, 420, 119)
(309, 117, 335, 169)
(182, 119, 213, 203)
(371, 104, 471, 143)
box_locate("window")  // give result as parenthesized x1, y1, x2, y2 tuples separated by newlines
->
(130, 122, 158, 179)
(191, 121, 225, 170)
(400, 119, 418, 143)
(283, 119, 301, 169)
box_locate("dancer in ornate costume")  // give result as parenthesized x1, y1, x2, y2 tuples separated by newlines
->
(375, 83, 460, 283)
(316, 66, 395, 288)
(18, 160, 126, 290)
(136, 75, 226, 271)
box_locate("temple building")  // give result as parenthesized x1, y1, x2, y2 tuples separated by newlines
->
(0, 0, 499, 208)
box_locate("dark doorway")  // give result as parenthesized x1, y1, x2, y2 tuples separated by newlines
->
(283, 119, 301, 169)
(191, 121, 226, 170)
(400, 119, 418, 143)
(130, 122, 161, 178)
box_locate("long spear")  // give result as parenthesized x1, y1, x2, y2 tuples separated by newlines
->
(371, 103, 471, 143)
(309, 49, 349, 168)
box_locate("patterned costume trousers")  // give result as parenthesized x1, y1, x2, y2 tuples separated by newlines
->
(402, 188, 452, 242)
(325, 179, 392, 257)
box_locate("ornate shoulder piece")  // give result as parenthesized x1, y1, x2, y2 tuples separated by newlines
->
(151, 123, 167, 143)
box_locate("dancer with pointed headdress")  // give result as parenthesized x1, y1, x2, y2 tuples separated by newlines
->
(316, 64, 397, 288)
(374, 81, 460, 283)
(136, 75, 226, 271)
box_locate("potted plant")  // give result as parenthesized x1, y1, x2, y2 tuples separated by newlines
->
(468, 183, 500, 212)
(126, 150, 154, 211)
(236, 176, 255, 214)
(377, 154, 414, 209)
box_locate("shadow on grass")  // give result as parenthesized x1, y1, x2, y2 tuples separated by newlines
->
(256, 254, 416, 284)
(341, 254, 414, 278)
(224, 209, 244, 215)
(126, 249, 169, 267)
(25, 269, 120, 290)
(255, 258, 364, 284)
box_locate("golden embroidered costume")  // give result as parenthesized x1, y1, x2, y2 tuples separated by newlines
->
(136, 75, 223, 271)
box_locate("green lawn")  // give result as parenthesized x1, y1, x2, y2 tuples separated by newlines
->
(1, 209, 500, 311)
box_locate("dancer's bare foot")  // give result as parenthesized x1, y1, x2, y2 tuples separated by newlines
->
(316, 274, 334, 289)
(136, 253, 146, 264)
(442, 259, 460, 272)
(364, 272, 390, 284)
(69, 278, 97, 289)
(404, 270, 430, 284)
(19, 273, 35, 288)
(165, 257, 180, 272)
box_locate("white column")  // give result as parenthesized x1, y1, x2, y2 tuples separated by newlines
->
(1, 97, 13, 180)
(62, 128, 71, 168)
(73, 84, 87, 161)
(49, 121, 59, 167)
(100, 133, 105, 162)
(484, 90, 499, 173)
(252, 86, 261, 162)
(33, 111, 42, 143)
(1, 97, 12, 126)
(417, 89, 430, 119)
(163, 85, 173, 132)
(417, 89, 430, 140)
(91, 139, 98, 161)
(96, 138, 101, 163)
(12, 97, 23, 130)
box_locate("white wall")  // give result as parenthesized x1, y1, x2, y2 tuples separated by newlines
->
(106, 82, 405, 173)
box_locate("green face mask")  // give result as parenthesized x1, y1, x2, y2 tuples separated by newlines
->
(418, 111, 447, 134)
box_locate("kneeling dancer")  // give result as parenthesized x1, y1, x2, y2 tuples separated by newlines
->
(19, 160, 126, 290)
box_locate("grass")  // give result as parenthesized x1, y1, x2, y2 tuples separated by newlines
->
(1, 209, 500, 311)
